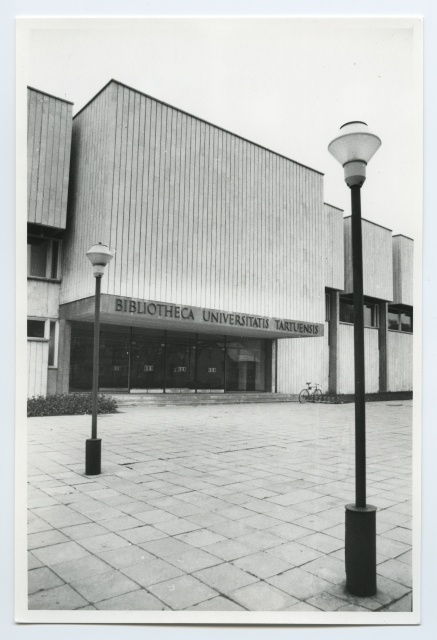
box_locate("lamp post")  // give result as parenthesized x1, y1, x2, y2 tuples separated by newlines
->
(85, 242, 114, 476)
(328, 122, 381, 597)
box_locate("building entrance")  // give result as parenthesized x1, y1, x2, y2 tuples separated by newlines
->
(69, 323, 271, 393)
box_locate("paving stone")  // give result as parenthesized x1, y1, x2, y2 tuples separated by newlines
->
(29, 584, 88, 610)
(187, 596, 245, 611)
(121, 558, 184, 588)
(380, 526, 412, 546)
(233, 551, 293, 579)
(236, 530, 286, 551)
(77, 533, 131, 554)
(193, 563, 259, 594)
(202, 539, 255, 561)
(32, 505, 91, 528)
(266, 541, 323, 566)
(297, 532, 344, 554)
(96, 589, 168, 610)
(306, 591, 348, 611)
(337, 603, 373, 612)
(381, 592, 412, 612)
(139, 536, 194, 558)
(134, 509, 177, 524)
(165, 548, 223, 573)
(97, 545, 155, 569)
(48, 554, 112, 583)
(238, 514, 283, 530)
(28, 529, 70, 550)
(266, 522, 314, 542)
(176, 529, 228, 548)
(229, 581, 298, 611)
(282, 602, 322, 611)
(28, 567, 65, 594)
(152, 518, 202, 536)
(118, 525, 167, 544)
(377, 558, 412, 588)
(301, 555, 346, 584)
(267, 568, 333, 600)
(71, 570, 140, 604)
(376, 536, 411, 559)
(28, 552, 44, 570)
(28, 515, 54, 534)
(32, 541, 90, 567)
(148, 574, 218, 609)
(59, 523, 109, 540)
(396, 550, 412, 566)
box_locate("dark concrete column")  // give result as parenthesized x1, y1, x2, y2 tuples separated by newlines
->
(328, 291, 340, 394)
(379, 302, 388, 393)
(56, 319, 71, 394)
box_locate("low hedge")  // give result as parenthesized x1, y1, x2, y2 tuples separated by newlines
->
(27, 393, 118, 417)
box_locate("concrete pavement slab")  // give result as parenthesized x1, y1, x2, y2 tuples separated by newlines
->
(26, 400, 413, 612)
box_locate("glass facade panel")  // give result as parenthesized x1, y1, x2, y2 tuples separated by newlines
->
(388, 310, 400, 330)
(28, 319, 46, 338)
(339, 299, 354, 324)
(69, 324, 269, 393)
(165, 344, 196, 390)
(28, 237, 48, 277)
(226, 340, 266, 391)
(401, 312, 413, 332)
(196, 345, 225, 390)
(130, 341, 165, 389)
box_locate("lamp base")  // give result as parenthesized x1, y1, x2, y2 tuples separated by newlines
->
(85, 438, 101, 475)
(345, 504, 377, 597)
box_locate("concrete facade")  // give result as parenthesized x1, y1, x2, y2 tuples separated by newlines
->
(27, 82, 414, 398)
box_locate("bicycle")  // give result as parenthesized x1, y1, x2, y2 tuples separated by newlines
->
(299, 382, 322, 403)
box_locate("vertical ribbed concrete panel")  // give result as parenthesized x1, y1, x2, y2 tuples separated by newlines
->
(337, 325, 379, 394)
(27, 341, 49, 397)
(27, 88, 73, 229)
(392, 235, 414, 306)
(61, 85, 116, 303)
(343, 218, 393, 302)
(388, 332, 413, 391)
(277, 322, 329, 394)
(61, 81, 325, 328)
(324, 204, 344, 291)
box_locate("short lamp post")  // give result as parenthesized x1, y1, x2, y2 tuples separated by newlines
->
(85, 242, 114, 476)
(328, 122, 382, 597)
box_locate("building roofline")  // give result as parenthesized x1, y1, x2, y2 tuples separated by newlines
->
(343, 215, 392, 233)
(73, 79, 325, 177)
(324, 202, 344, 212)
(393, 233, 414, 242)
(27, 86, 74, 105)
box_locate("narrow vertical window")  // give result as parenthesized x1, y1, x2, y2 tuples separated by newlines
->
(48, 321, 58, 367)
(51, 240, 60, 279)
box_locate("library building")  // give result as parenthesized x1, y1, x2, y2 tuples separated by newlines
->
(27, 81, 414, 400)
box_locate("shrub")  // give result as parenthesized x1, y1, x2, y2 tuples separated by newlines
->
(27, 393, 118, 417)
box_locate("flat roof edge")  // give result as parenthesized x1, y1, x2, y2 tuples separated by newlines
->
(27, 86, 74, 105)
(73, 79, 324, 177)
(343, 215, 393, 233)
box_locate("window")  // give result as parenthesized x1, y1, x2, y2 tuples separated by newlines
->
(339, 298, 354, 324)
(27, 319, 46, 338)
(340, 298, 379, 327)
(48, 321, 59, 367)
(388, 307, 413, 333)
(27, 236, 61, 279)
(325, 294, 331, 321)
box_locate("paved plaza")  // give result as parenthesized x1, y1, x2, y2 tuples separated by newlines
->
(26, 400, 413, 613)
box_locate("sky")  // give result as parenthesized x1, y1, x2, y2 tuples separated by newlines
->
(21, 17, 422, 239)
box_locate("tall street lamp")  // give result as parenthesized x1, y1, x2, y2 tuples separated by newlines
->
(328, 121, 382, 597)
(85, 242, 114, 476)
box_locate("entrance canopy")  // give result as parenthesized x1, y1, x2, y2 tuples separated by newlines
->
(60, 294, 324, 340)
